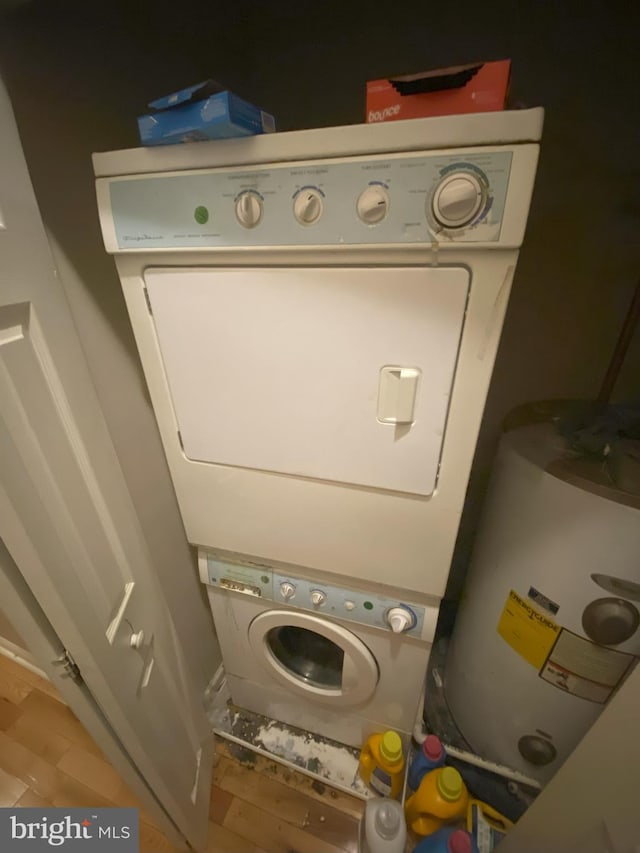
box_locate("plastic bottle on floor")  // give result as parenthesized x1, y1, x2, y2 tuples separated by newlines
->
(360, 798, 407, 853)
(405, 766, 469, 836)
(408, 734, 446, 791)
(466, 799, 513, 852)
(359, 731, 405, 799)
(412, 826, 479, 853)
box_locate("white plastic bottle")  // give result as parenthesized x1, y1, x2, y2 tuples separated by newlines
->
(360, 798, 407, 853)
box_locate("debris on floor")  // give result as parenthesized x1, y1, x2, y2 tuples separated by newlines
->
(205, 674, 371, 798)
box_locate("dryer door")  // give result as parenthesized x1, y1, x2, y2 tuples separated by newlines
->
(144, 265, 469, 496)
(248, 609, 379, 706)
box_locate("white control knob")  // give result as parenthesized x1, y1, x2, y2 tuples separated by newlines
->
(310, 589, 326, 607)
(280, 582, 296, 601)
(344, 600, 356, 611)
(294, 190, 324, 225)
(386, 606, 416, 634)
(235, 191, 263, 228)
(356, 185, 389, 225)
(431, 172, 484, 228)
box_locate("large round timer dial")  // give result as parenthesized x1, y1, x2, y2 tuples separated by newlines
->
(431, 172, 485, 229)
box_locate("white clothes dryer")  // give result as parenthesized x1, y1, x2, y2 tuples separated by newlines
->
(199, 552, 437, 747)
(93, 110, 542, 601)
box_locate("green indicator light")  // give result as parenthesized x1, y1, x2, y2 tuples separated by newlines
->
(364, 601, 374, 610)
(194, 205, 209, 224)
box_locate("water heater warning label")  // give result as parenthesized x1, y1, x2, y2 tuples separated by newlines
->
(539, 628, 635, 704)
(498, 591, 637, 703)
(497, 589, 560, 669)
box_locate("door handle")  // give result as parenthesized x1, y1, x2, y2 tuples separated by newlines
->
(106, 582, 136, 644)
(377, 366, 421, 424)
(129, 629, 145, 649)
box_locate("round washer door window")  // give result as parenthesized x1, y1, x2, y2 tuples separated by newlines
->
(248, 609, 379, 706)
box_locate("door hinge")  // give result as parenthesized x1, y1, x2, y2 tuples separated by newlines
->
(52, 649, 83, 684)
(143, 287, 153, 315)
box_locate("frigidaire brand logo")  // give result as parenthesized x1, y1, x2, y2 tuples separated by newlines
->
(367, 104, 401, 122)
(0, 808, 138, 851)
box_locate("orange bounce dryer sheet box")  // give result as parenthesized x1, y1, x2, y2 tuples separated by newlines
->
(366, 60, 511, 123)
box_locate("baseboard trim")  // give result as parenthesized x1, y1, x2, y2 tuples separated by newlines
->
(0, 635, 48, 679)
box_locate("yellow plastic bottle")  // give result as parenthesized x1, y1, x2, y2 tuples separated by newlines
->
(359, 731, 405, 799)
(404, 766, 469, 836)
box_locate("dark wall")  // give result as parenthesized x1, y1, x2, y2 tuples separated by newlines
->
(1, 0, 638, 600)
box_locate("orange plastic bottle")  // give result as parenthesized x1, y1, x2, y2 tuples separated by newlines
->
(404, 766, 469, 836)
(359, 731, 405, 799)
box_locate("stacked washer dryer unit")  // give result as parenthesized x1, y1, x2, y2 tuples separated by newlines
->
(93, 110, 542, 748)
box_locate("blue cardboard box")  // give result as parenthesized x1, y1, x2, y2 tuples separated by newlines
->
(138, 81, 276, 146)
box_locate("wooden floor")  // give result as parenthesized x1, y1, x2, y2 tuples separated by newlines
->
(0, 653, 363, 852)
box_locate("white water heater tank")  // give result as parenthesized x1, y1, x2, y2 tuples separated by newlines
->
(446, 421, 640, 783)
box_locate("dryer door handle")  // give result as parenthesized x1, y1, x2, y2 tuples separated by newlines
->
(377, 366, 421, 425)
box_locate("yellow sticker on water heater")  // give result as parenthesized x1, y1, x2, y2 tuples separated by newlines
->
(497, 590, 560, 669)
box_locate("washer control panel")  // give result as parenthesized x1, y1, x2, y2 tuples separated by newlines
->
(203, 554, 428, 638)
(109, 149, 513, 249)
(271, 573, 425, 637)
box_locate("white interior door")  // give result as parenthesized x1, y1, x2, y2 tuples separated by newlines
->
(0, 536, 186, 848)
(145, 266, 469, 496)
(0, 78, 211, 850)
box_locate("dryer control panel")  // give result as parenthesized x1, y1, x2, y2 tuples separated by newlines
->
(201, 553, 436, 641)
(107, 148, 513, 249)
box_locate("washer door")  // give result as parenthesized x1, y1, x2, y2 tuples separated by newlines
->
(248, 610, 379, 706)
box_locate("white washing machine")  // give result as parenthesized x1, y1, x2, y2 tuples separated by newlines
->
(198, 552, 437, 747)
(93, 110, 542, 602)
